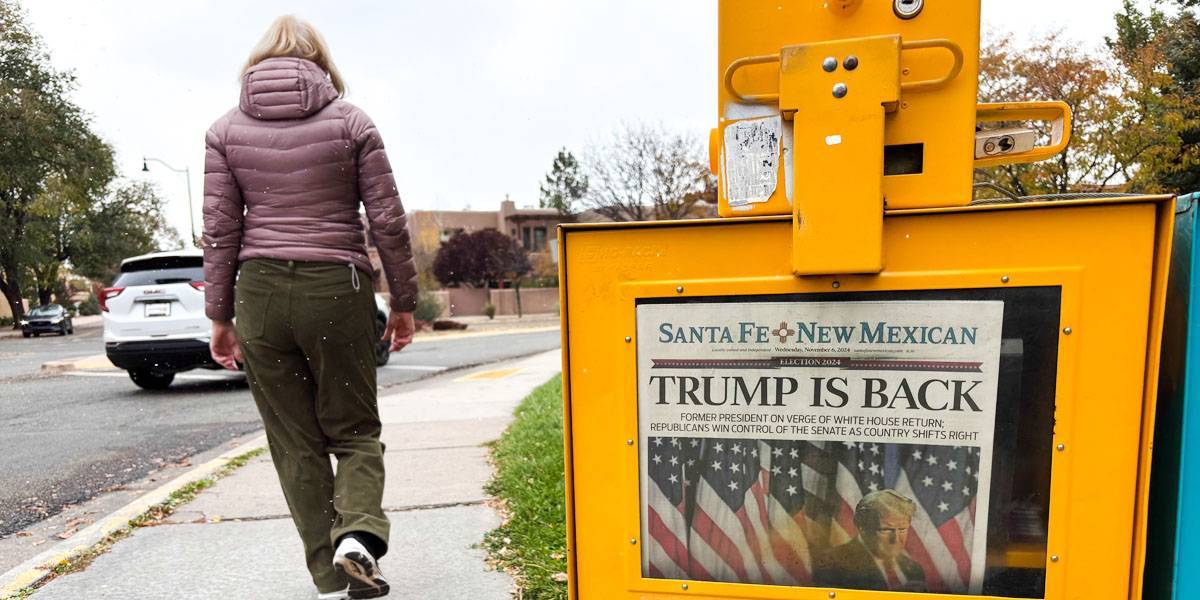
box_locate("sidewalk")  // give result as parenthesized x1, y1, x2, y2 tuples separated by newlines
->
(17, 349, 562, 599)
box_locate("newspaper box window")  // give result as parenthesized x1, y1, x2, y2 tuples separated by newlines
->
(636, 290, 1060, 596)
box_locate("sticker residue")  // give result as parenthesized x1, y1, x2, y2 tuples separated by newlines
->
(723, 116, 781, 207)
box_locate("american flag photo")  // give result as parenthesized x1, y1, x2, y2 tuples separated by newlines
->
(643, 436, 983, 594)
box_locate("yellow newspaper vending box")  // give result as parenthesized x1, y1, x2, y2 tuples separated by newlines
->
(559, 1, 1173, 599)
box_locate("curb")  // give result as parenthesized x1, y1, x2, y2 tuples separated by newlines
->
(0, 434, 268, 598)
(39, 354, 112, 375)
(411, 325, 559, 343)
(0, 321, 102, 341)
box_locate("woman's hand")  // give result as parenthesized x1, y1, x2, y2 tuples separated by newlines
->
(210, 320, 243, 371)
(382, 311, 415, 351)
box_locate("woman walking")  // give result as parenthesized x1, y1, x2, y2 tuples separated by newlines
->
(202, 15, 416, 600)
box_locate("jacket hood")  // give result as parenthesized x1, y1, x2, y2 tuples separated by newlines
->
(239, 57, 339, 121)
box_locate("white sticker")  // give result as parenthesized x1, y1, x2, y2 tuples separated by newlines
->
(825, 134, 843, 146)
(723, 116, 781, 207)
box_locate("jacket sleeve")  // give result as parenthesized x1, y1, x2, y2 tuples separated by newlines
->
(201, 123, 244, 322)
(347, 106, 418, 312)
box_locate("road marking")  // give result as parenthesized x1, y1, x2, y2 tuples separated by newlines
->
(380, 364, 448, 372)
(456, 367, 522, 381)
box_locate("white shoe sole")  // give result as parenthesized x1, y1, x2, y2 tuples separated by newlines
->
(333, 551, 389, 599)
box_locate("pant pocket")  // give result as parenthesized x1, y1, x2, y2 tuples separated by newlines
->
(234, 286, 273, 343)
(302, 291, 372, 344)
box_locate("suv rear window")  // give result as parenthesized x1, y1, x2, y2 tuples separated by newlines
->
(113, 256, 204, 287)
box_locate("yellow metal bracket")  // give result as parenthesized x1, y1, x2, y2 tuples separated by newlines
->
(723, 36, 964, 276)
(780, 35, 902, 275)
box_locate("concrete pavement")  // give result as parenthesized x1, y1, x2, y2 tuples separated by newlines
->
(10, 349, 562, 599)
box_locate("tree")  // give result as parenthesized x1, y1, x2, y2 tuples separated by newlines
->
(0, 0, 111, 323)
(432, 229, 531, 290)
(1106, 1, 1200, 193)
(582, 123, 714, 221)
(68, 181, 182, 284)
(976, 26, 1198, 197)
(538, 148, 588, 216)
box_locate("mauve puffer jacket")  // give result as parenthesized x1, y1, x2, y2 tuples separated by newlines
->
(202, 56, 417, 321)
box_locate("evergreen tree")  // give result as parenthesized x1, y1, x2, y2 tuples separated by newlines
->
(538, 148, 588, 216)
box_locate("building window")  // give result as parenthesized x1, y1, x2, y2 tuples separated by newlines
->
(522, 227, 532, 250)
(534, 227, 547, 251)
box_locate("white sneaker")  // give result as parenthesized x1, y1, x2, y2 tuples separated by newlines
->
(317, 589, 349, 600)
(333, 537, 390, 599)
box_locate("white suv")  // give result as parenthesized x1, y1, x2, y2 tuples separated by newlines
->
(103, 250, 393, 390)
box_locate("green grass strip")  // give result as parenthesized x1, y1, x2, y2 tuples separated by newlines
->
(7, 447, 266, 599)
(484, 374, 568, 600)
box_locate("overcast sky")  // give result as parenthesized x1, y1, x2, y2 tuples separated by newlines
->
(20, 0, 1148, 243)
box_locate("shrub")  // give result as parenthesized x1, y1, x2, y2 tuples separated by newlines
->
(78, 295, 101, 316)
(483, 302, 497, 320)
(413, 290, 443, 323)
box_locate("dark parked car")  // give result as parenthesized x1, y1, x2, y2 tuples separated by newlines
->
(20, 304, 74, 337)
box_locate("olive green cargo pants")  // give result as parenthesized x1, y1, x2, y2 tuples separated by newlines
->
(234, 258, 389, 593)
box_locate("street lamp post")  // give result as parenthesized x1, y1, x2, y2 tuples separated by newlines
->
(142, 157, 196, 247)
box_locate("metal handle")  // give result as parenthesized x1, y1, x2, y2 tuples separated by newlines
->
(723, 53, 781, 105)
(974, 101, 1073, 168)
(899, 39, 964, 92)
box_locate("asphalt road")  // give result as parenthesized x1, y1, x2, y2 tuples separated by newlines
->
(0, 327, 561, 537)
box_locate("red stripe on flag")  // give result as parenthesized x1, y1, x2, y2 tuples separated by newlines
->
(904, 526, 948, 592)
(648, 506, 690, 575)
(735, 506, 773, 585)
(836, 499, 857, 537)
(936, 515, 972, 586)
(648, 562, 664, 579)
(691, 507, 750, 582)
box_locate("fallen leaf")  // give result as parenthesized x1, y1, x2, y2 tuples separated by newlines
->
(15, 531, 32, 538)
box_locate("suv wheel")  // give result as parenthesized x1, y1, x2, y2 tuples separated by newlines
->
(21, 331, 30, 338)
(129, 369, 175, 390)
(375, 316, 390, 366)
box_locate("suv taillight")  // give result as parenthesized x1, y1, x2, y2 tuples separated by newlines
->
(189, 281, 206, 291)
(100, 287, 124, 312)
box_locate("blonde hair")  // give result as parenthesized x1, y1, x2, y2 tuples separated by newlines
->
(243, 15, 345, 96)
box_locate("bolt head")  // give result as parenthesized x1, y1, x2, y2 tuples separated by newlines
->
(624, 336, 632, 343)
(1051, 554, 1060, 562)
(843, 55, 859, 70)
(626, 439, 634, 446)
(676, 285, 684, 294)
(1056, 443, 1065, 451)
(630, 538, 637, 545)
(682, 584, 689, 590)
(832, 281, 841, 289)
(1063, 327, 1073, 335)
(829, 593, 837, 599)
(1001, 275, 1010, 283)
(832, 83, 848, 98)
(822, 56, 838, 72)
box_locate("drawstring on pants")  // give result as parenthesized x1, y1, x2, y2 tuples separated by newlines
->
(349, 263, 360, 291)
